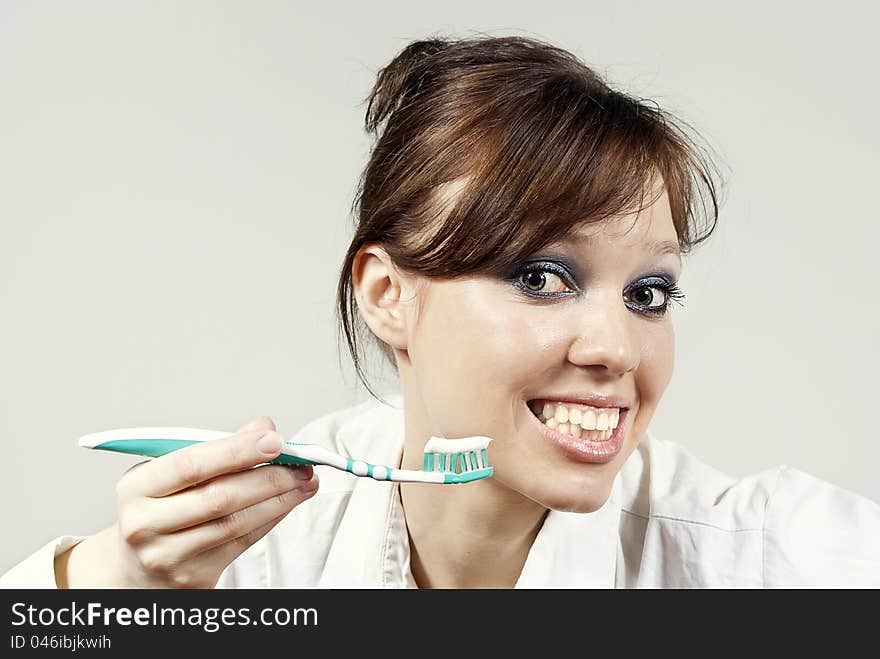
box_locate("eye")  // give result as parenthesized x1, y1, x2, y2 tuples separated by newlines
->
(627, 285, 666, 308)
(515, 265, 575, 296)
(625, 280, 686, 316)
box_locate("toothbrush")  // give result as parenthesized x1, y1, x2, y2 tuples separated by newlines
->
(78, 427, 494, 484)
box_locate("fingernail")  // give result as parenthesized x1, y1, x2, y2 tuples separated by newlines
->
(290, 465, 313, 481)
(297, 471, 319, 493)
(257, 431, 282, 455)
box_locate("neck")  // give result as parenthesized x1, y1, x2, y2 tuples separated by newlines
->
(399, 473, 548, 589)
(393, 363, 549, 587)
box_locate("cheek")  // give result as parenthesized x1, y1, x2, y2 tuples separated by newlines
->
(641, 323, 674, 399)
(629, 322, 675, 442)
(409, 285, 541, 431)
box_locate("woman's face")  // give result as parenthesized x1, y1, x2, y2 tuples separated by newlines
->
(385, 187, 680, 513)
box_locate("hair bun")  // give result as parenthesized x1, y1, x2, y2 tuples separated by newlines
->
(364, 38, 449, 135)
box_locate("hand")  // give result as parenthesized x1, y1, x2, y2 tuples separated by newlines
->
(57, 416, 318, 588)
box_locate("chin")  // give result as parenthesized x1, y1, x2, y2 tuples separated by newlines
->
(529, 480, 613, 514)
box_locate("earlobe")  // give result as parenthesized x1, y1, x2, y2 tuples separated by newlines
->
(352, 244, 409, 350)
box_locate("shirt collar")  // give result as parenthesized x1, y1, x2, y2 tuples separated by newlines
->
(514, 489, 622, 588)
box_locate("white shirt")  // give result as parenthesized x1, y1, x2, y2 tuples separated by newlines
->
(3, 393, 879, 588)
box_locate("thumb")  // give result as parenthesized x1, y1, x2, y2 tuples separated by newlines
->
(237, 416, 277, 433)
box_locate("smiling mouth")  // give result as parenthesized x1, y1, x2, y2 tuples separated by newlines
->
(526, 399, 623, 440)
(523, 399, 628, 464)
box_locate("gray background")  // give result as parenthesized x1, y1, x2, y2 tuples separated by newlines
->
(2, 0, 877, 573)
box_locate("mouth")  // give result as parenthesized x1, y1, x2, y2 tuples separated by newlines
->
(523, 399, 629, 464)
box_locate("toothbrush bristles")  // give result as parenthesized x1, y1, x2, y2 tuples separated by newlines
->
(422, 436, 493, 474)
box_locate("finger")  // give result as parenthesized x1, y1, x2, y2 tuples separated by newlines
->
(144, 464, 315, 533)
(189, 509, 291, 585)
(121, 429, 285, 498)
(166, 472, 319, 560)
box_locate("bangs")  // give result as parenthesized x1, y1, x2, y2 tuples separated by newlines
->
(392, 73, 719, 278)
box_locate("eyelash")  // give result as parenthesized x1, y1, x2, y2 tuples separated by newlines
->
(512, 262, 686, 317)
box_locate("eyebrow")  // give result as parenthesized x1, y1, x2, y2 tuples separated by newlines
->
(647, 239, 682, 259)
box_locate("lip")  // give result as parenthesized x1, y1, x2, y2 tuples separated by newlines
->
(524, 400, 628, 464)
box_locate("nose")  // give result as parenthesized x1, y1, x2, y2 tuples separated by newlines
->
(566, 292, 639, 376)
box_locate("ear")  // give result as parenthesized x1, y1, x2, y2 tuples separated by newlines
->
(352, 243, 414, 351)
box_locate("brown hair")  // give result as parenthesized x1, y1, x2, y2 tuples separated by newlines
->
(336, 35, 724, 401)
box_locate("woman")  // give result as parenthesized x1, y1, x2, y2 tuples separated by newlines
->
(3, 35, 878, 588)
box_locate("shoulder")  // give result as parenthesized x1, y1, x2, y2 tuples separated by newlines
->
(614, 431, 880, 587)
(761, 465, 880, 586)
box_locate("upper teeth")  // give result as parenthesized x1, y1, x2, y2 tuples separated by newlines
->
(530, 400, 620, 431)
